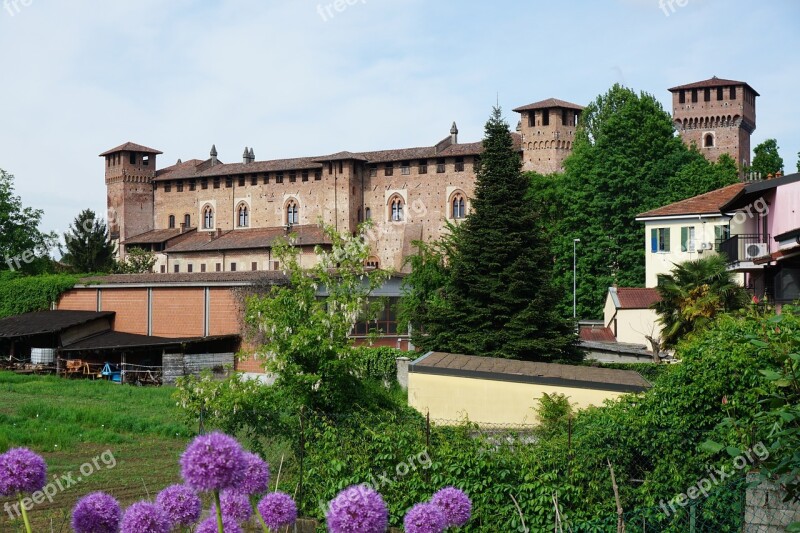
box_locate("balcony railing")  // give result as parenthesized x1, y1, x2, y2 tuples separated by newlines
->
(718, 234, 771, 264)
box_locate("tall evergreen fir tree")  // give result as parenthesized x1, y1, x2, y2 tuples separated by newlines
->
(416, 108, 581, 362)
(61, 209, 115, 273)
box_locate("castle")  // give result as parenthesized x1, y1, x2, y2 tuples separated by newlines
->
(104, 77, 757, 273)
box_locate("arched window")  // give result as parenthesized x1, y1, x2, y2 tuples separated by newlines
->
(184, 214, 191, 228)
(365, 207, 372, 221)
(203, 205, 214, 229)
(451, 193, 466, 219)
(168, 215, 175, 229)
(704, 134, 714, 148)
(237, 203, 249, 227)
(389, 196, 404, 222)
(286, 200, 299, 225)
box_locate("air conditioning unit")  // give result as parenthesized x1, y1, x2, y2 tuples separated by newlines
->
(744, 243, 768, 260)
(699, 242, 713, 251)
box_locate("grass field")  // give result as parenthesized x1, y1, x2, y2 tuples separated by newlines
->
(0, 371, 195, 532)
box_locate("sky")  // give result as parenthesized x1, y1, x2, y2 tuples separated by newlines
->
(1, 0, 799, 236)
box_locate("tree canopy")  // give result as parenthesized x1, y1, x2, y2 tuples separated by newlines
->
(531, 84, 739, 319)
(0, 169, 56, 273)
(751, 138, 784, 176)
(400, 108, 581, 362)
(61, 209, 115, 273)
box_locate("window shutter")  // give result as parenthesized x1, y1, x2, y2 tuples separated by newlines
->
(681, 227, 688, 252)
(664, 228, 671, 252)
(651, 229, 658, 253)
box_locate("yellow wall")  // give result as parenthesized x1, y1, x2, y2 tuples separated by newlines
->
(605, 306, 661, 347)
(408, 373, 630, 426)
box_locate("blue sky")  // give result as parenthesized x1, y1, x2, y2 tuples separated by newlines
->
(1, 0, 798, 234)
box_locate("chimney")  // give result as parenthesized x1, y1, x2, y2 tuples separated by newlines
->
(216, 228, 223, 239)
(450, 122, 459, 144)
(179, 222, 186, 234)
(249, 147, 255, 162)
(210, 144, 218, 166)
(243, 146, 249, 164)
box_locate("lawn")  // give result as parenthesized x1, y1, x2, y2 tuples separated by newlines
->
(0, 371, 194, 532)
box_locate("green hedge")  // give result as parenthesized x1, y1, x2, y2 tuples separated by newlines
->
(0, 272, 79, 318)
(350, 346, 406, 382)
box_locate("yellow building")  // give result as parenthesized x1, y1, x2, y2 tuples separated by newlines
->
(407, 352, 651, 426)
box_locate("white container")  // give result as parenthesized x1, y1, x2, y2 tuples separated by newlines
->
(31, 348, 56, 365)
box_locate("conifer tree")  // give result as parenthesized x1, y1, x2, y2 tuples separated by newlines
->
(61, 209, 115, 273)
(413, 108, 581, 362)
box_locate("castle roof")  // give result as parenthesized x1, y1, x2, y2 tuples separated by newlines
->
(163, 225, 331, 253)
(99, 142, 163, 157)
(512, 98, 584, 112)
(152, 134, 522, 182)
(668, 76, 760, 97)
(635, 183, 745, 219)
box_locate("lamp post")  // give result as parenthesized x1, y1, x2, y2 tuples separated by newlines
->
(573, 238, 581, 319)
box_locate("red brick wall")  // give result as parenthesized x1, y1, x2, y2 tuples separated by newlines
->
(100, 289, 149, 335)
(58, 289, 98, 311)
(209, 288, 241, 336)
(152, 288, 205, 337)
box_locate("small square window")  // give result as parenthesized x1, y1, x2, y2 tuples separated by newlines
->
(717, 87, 724, 101)
(251, 175, 258, 186)
(384, 163, 393, 177)
(213, 178, 220, 189)
(289, 172, 296, 183)
(704, 88, 711, 102)
(691, 89, 698, 103)
(189, 180, 196, 191)
(238, 176, 245, 187)
(202, 179, 208, 190)
(264, 173, 270, 184)
(455, 157, 465, 172)
(369, 165, 378, 177)
(730, 87, 737, 99)
(302, 170, 309, 182)
(276, 172, 284, 184)
(142, 155, 150, 166)
(419, 160, 428, 174)
(401, 161, 410, 175)
(160, 265, 166, 273)
(314, 170, 322, 181)
(164, 182, 172, 193)
(436, 158, 446, 173)
(225, 177, 233, 188)
(679, 90, 686, 104)
(187, 264, 193, 273)
(174, 264, 180, 273)
(230, 263, 237, 272)
(216, 263, 222, 272)
(201, 264, 206, 273)
(251, 262, 258, 271)
(129, 152, 137, 165)
(177, 181, 184, 192)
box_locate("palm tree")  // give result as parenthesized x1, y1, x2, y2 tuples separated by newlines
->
(653, 255, 749, 348)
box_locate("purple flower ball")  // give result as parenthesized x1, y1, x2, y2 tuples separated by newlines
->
(326, 484, 388, 533)
(258, 491, 298, 529)
(71, 492, 122, 533)
(196, 514, 243, 533)
(120, 501, 171, 533)
(211, 490, 253, 523)
(236, 451, 270, 495)
(155, 484, 202, 528)
(430, 486, 472, 527)
(180, 432, 246, 492)
(404, 502, 447, 533)
(0, 447, 48, 496)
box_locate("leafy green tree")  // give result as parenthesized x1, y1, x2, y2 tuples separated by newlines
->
(653, 255, 749, 347)
(796, 151, 799, 173)
(244, 223, 391, 412)
(61, 209, 115, 273)
(0, 169, 57, 273)
(407, 108, 580, 362)
(114, 247, 157, 274)
(541, 85, 738, 319)
(751, 138, 784, 177)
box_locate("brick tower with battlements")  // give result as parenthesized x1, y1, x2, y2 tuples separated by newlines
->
(669, 77, 758, 172)
(100, 142, 161, 255)
(514, 98, 583, 174)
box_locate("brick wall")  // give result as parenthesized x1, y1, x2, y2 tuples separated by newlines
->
(152, 288, 205, 337)
(100, 289, 149, 335)
(58, 289, 98, 311)
(208, 288, 242, 336)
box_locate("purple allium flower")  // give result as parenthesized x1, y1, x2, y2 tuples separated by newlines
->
(210, 490, 253, 523)
(403, 502, 447, 533)
(258, 491, 298, 529)
(196, 514, 243, 533)
(326, 484, 388, 533)
(155, 484, 202, 528)
(180, 432, 246, 492)
(120, 501, 171, 533)
(71, 492, 122, 533)
(430, 486, 472, 527)
(236, 451, 270, 495)
(0, 447, 47, 496)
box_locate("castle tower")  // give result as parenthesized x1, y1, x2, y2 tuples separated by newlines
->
(513, 98, 583, 174)
(669, 77, 758, 172)
(100, 142, 162, 256)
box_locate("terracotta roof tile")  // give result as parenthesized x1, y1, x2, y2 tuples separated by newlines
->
(579, 325, 617, 343)
(164, 225, 331, 253)
(412, 352, 651, 391)
(99, 142, 163, 156)
(512, 98, 584, 112)
(613, 287, 661, 309)
(636, 183, 745, 218)
(668, 77, 760, 96)
(123, 228, 195, 245)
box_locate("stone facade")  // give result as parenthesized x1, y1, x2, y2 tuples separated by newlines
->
(514, 98, 583, 174)
(745, 472, 800, 532)
(670, 77, 758, 170)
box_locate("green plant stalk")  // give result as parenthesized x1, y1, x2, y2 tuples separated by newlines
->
(214, 490, 224, 533)
(18, 494, 32, 533)
(252, 499, 271, 533)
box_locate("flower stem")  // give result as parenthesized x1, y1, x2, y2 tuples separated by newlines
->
(18, 494, 32, 533)
(252, 496, 271, 533)
(214, 490, 224, 533)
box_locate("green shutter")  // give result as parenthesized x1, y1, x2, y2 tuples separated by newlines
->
(681, 227, 688, 252)
(663, 228, 671, 252)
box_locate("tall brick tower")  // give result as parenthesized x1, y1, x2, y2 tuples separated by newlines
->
(669, 77, 758, 171)
(100, 142, 161, 256)
(513, 98, 583, 174)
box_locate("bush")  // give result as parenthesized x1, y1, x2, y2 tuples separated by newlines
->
(0, 272, 79, 318)
(350, 346, 406, 383)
